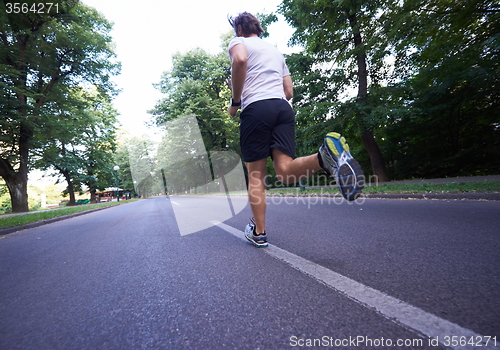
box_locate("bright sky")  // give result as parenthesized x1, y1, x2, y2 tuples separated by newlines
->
(81, 0, 299, 137)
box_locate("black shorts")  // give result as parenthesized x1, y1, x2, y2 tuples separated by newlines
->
(239, 98, 295, 163)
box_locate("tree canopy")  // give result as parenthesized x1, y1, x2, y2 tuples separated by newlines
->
(280, 0, 500, 180)
(381, 0, 500, 178)
(149, 48, 237, 154)
(33, 87, 119, 205)
(2, 1, 498, 213)
(0, 0, 120, 212)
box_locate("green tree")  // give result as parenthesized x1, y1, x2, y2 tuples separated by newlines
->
(279, 0, 391, 181)
(285, 52, 347, 157)
(33, 87, 86, 206)
(33, 87, 118, 205)
(150, 48, 237, 153)
(79, 89, 119, 203)
(0, 0, 120, 212)
(156, 115, 212, 194)
(123, 135, 160, 198)
(113, 140, 134, 198)
(381, 0, 500, 178)
(149, 46, 240, 193)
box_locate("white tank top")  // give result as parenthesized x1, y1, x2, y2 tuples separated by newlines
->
(228, 36, 290, 110)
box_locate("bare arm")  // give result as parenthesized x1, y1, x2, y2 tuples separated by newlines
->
(228, 43, 247, 117)
(283, 75, 293, 100)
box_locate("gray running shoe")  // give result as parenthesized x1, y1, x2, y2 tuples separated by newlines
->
(318, 132, 364, 201)
(244, 218, 268, 248)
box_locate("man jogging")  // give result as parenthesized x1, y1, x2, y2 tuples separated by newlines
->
(227, 12, 364, 248)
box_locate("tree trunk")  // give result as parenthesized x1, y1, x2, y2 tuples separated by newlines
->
(89, 177, 97, 203)
(62, 170, 76, 206)
(0, 37, 31, 213)
(349, 12, 390, 182)
(361, 130, 389, 183)
(1, 120, 32, 213)
(4, 37, 31, 213)
(4, 173, 29, 213)
(2, 20, 64, 213)
(90, 189, 97, 203)
(87, 171, 97, 203)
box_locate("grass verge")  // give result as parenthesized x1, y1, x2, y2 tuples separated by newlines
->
(270, 181, 500, 196)
(0, 199, 139, 231)
(1, 182, 499, 232)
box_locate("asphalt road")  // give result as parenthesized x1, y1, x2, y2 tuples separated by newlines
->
(0, 196, 499, 349)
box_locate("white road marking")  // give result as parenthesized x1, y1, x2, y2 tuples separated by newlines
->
(212, 221, 499, 350)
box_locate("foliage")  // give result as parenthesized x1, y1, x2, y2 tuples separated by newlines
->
(279, 0, 393, 180)
(279, 0, 387, 70)
(0, 1, 120, 211)
(379, 0, 500, 179)
(155, 115, 210, 194)
(116, 135, 162, 198)
(79, 90, 119, 201)
(149, 44, 244, 192)
(256, 12, 278, 39)
(279, 0, 500, 180)
(271, 180, 500, 196)
(149, 48, 237, 153)
(285, 52, 347, 157)
(33, 87, 119, 204)
(0, 179, 66, 214)
(113, 139, 135, 196)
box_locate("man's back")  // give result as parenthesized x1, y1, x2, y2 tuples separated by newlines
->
(228, 36, 289, 109)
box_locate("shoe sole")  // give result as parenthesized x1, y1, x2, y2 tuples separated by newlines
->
(245, 235, 268, 248)
(337, 158, 364, 201)
(324, 132, 365, 201)
(325, 132, 349, 156)
(245, 223, 268, 248)
(245, 234, 268, 248)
